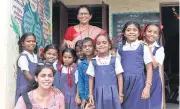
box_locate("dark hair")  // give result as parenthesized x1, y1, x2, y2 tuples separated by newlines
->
(42, 44, 60, 60)
(122, 21, 141, 45)
(18, 33, 37, 53)
(77, 5, 92, 15)
(82, 37, 94, 46)
(62, 48, 78, 65)
(95, 33, 112, 49)
(29, 61, 55, 91)
(144, 23, 162, 37)
(75, 40, 83, 50)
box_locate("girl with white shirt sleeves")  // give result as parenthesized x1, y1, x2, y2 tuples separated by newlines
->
(56, 48, 80, 109)
(117, 21, 153, 109)
(15, 33, 38, 104)
(143, 24, 165, 109)
(87, 34, 124, 109)
(41, 44, 60, 88)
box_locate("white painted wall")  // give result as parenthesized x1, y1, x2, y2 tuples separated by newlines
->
(0, 0, 53, 108)
(0, 0, 11, 109)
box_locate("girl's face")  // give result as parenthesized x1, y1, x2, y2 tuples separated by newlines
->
(144, 25, 160, 44)
(75, 46, 84, 60)
(96, 35, 111, 54)
(35, 68, 54, 90)
(124, 24, 140, 42)
(82, 41, 94, 56)
(63, 52, 74, 66)
(44, 49, 58, 63)
(77, 8, 92, 24)
(22, 35, 36, 53)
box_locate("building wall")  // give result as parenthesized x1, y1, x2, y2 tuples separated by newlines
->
(0, 0, 10, 108)
(2, 0, 178, 108)
(61, 0, 179, 36)
(2, 0, 53, 108)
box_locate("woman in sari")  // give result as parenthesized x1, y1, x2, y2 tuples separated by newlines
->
(63, 5, 106, 48)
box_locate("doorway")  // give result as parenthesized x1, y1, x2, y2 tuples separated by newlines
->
(160, 2, 179, 104)
(52, 1, 109, 48)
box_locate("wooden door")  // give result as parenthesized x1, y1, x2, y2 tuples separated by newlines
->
(53, 1, 68, 47)
(102, 1, 109, 33)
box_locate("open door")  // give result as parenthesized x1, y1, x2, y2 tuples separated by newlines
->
(53, 1, 68, 47)
(159, 2, 179, 108)
(102, 1, 109, 33)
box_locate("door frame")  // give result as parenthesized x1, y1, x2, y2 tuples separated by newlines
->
(159, 2, 179, 109)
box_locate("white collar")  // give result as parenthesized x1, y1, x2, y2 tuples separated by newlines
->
(62, 65, 73, 69)
(149, 41, 160, 48)
(125, 39, 140, 46)
(93, 54, 112, 59)
(22, 50, 36, 56)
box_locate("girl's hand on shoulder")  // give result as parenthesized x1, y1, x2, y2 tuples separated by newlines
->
(75, 95, 81, 105)
(141, 86, 150, 99)
(51, 87, 62, 95)
(119, 94, 124, 103)
(65, 40, 74, 48)
(71, 63, 77, 68)
(140, 40, 148, 45)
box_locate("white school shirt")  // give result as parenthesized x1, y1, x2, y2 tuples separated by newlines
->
(149, 41, 165, 66)
(86, 54, 124, 77)
(149, 42, 165, 81)
(53, 60, 58, 71)
(61, 65, 78, 84)
(53, 61, 78, 84)
(18, 50, 38, 72)
(116, 40, 152, 64)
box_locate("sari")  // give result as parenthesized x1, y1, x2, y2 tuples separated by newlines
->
(65, 25, 106, 44)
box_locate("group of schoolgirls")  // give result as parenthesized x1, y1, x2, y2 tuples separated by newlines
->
(15, 21, 165, 109)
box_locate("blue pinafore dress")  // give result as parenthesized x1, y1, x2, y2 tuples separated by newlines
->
(92, 57, 122, 109)
(118, 44, 151, 109)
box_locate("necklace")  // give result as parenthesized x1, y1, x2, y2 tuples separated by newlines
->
(98, 55, 109, 64)
(79, 24, 95, 39)
(79, 24, 89, 39)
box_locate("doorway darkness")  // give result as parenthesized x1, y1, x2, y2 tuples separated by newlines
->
(67, 5, 109, 31)
(162, 6, 179, 76)
(161, 5, 179, 103)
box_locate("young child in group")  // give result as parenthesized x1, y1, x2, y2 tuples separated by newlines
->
(57, 48, 80, 109)
(78, 37, 95, 109)
(75, 40, 84, 63)
(117, 21, 153, 109)
(15, 33, 38, 104)
(87, 34, 124, 109)
(143, 23, 165, 109)
(41, 44, 60, 87)
(42, 44, 59, 64)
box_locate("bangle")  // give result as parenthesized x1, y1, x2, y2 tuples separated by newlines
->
(88, 94, 93, 98)
(119, 93, 124, 97)
(145, 81, 152, 86)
